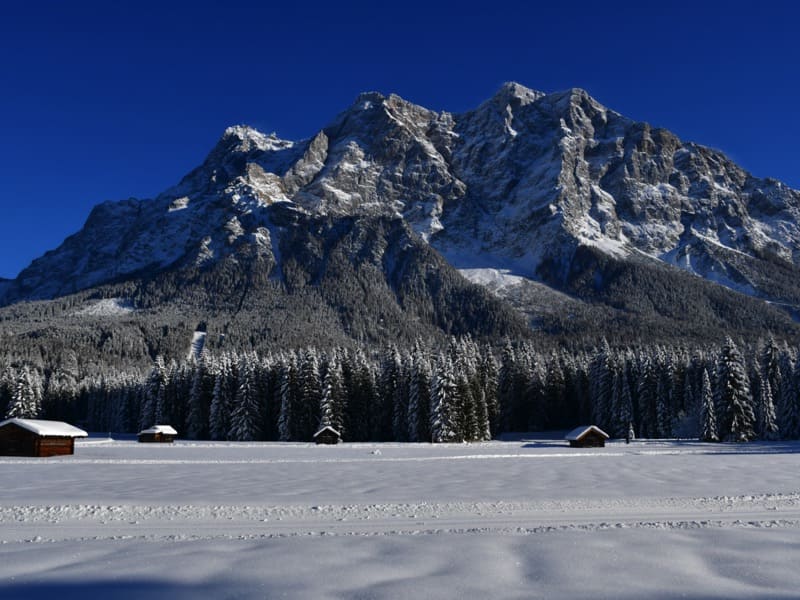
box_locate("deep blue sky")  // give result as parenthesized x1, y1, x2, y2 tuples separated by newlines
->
(1, 1, 798, 279)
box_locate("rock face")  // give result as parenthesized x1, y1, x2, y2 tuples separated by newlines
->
(4, 82, 800, 335)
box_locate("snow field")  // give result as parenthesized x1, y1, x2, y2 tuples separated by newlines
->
(1, 438, 799, 598)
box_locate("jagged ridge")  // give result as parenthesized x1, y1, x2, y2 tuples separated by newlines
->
(3, 82, 800, 339)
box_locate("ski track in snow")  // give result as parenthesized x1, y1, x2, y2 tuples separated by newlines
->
(2, 440, 800, 598)
(3, 494, 799, 543)
(2, 439, 800, 543)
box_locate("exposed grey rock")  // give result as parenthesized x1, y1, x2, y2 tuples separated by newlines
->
(3, 82, 800, 321)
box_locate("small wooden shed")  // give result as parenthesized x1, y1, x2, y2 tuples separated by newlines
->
(138, 425, 178, 443)
(565, 425, 609, 448)
(0, 418, 88, 457)
(313, 425, 341, 445)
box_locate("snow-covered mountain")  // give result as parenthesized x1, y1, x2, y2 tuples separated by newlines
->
(3, 83, 800, 340)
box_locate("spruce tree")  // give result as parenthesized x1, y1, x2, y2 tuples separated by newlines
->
(277, 354, 295, 442)
(298, 349, 322, 442)
(186, 355, 214, 440)
(407, 354, 431, 443)
(209, 356, 232, 441)
(228, 356, 262, 441)
(497, 341, 516, 433)
(699, 368, 718, 442)
(5, 367, 39, 419)
(590, 342, 615, 432)
(480, 351, 500, 436)
(430, 356, 457, 443)
(715, 338, 755, 442)
(636, 356, 657, 438)
(756, 372, 779, 441)
(761, 337, 782, 403)
(778, 356, 800, 439)
(616, 368, 633, 439)
(139, 356, 167, 430)
(318, 353, 344, 435)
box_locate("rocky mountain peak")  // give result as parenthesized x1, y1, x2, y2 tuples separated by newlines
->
(216, 125, 294, 154)
(4, 83, 800, 329)
(492, 81, 545, 107)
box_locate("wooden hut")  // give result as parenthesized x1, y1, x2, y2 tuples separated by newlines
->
(313, 425, 341, 445)
(138, 425, 178, 443)
(0, 418, 88, 457)
(565, 425, 609, 448)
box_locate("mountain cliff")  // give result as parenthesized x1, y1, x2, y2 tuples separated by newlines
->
(2, 82, 800, 365)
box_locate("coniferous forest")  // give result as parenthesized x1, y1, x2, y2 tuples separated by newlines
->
(2, 335, 797, 443)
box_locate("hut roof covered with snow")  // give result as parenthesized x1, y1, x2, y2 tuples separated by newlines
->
(138, 424, 178, 443)
(0, 418, 88, 438)
(0, 418, 88, 457)
(313, 426, 341, 445)
(565, 425, 609, 447)
(139, 425, 178, 435)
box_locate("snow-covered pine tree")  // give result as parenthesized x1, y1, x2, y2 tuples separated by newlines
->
(153, 357, 171, 425)
(542, 353, 566, 429)
(616, 368, 633, 439)
(590, 341, 615, 432)
(497, 341, 516, 434)
(228, 355, 262, 441)
(0, 362, 11, 418)
(761, 337, 783, 404)
(378, 345, 401, 442)
(406, 354, 422, 443)
(298, 348, 322, 442)
(682, 368, 695, 420)
(655, 367, 672, 438)
(318, 385, 334, 432)
(524, 359, 546, 432)
(139, 355, 166, 430)
(318, 352, 345, 436)
(475, 387, 491, 441)
(755, 371, 779, 441)
(479, 350, 500, 436)
(186, 354, 214, 440)
(28, 367, 43, 418)
(391, 351, 411, 442)
(778, 355, 800, 439)
(407, 353, 431, 443)
(208, 355, 232, 440)
(456, 369, 475, 442)
(715, 338, 755, 442)
(636, 356, 658, 438)
(699, 368, 718, 442)
(326, 352, 347, 439)
(277, 352, 296, 442)
(430, 356, 457, 443)
(346, 349, 377, 442)
(120, 374, 139, 433)
(5, 366, 39, 419)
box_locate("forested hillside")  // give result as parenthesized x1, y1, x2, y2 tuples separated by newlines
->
(2, 336, 795, 443)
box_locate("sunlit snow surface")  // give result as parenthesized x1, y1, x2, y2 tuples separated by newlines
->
(1, 437, 799, 599)
(73, 298, 135, 317)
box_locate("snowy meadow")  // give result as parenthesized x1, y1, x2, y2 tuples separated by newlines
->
(1, 436, 799, 599)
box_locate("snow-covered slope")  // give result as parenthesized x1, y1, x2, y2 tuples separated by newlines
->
(1, 439, 799, 599)
(187, 330, 206, 361)
(4, 83, 800, 318)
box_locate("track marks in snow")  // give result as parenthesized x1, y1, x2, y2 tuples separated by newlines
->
(3, 493, 800, 544)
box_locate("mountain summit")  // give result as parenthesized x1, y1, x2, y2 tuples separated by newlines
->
(3, 83, 800, 357)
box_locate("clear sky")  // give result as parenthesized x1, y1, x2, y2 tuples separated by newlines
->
(1, 0, 798, 279)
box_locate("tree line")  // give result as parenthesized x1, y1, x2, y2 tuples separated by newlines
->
(2, 336, 798, 443)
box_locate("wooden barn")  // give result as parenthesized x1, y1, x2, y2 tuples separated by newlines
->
(138, 425, 178, 443)
(313, 425, 341, 445)
(0, 418, 88, 457)
(565, 425, 609, 448)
